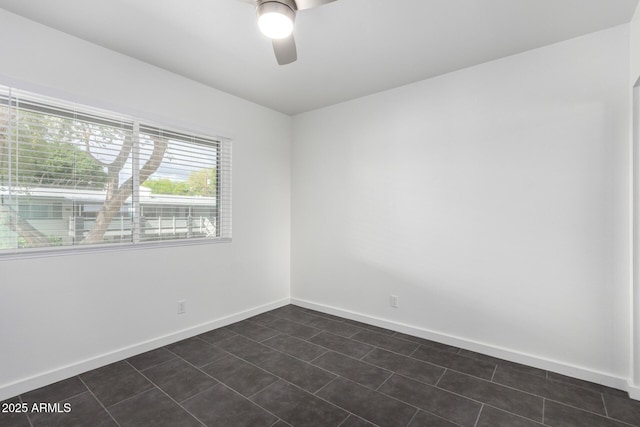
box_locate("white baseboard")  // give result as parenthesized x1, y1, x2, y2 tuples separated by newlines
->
(0, 298, 290, 401)
(291, 298, 633, 397)
(629, 382, 640, 400)
(6, 296, 635, 402)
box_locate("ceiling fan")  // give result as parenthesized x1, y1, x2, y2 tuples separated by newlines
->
(239, 0, 337, 65)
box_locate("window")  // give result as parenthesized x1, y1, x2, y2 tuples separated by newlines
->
(0, 86, 231, 254)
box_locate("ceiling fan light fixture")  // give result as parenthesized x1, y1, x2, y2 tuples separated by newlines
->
(257, 1, 296, 39)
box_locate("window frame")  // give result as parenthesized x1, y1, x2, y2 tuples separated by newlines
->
(0, 86, 232, 259)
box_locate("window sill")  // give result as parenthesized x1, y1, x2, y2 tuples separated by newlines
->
(0, 237, 232, 261)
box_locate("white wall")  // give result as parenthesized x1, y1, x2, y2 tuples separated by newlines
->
(631, 1, 640, 395)
(0, 6, 636, 400)
(0, 10, 291, 400)
(631, 2, 640, 84)
(292, 25, 632, 388)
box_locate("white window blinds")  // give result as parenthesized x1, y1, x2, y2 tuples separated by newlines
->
(0, 86, 231, 255)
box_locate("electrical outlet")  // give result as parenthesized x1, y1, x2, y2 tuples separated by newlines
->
(390, 294, 399, 308)
(177, 300, 187, 315)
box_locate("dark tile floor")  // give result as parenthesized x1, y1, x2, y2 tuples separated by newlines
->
(2, 304, 640, 427)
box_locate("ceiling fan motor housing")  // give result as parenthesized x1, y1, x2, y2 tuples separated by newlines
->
(257, 0, 298, 11)
(256, 0, 297, 39)
(253, 0, 337, 65)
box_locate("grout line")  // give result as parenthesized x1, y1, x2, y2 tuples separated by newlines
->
(195, 349, 279, 398)
(218, 318, 626, 426)
(483, 372, 631, 423)
(212, 381, 283, 423)
(403, 408, 420, 427)
(308, 350, 329, 364)
(410, 371, 539, 418)
(336, 415, 350, 427)
(312, 376, 339, 396)
(406, 407, 469, 427)
(205, 333, 238, 349)
(236, 321, 504, 397)
(259, 333, 282, 345)
(306, 329, 325, 341)
(352, 338, 421, 360)
(359, 347, 377, 361)
(197, 335, 370, 426)
(366, 378, 467, 426)
(430, 366, 552, 407)
(287, 305, 626, 393)
(490, 364, 498, 382)
(540, 397, 638, 426)
(21, 389, 89, 406)
(178, 383, 219, 405)
(384, 372, 520, 425)
(77, 377, 124, 427)
(336, 414, 383, 427)
(545, 371, 623, 396)
(601, 393, 609, 418)
(310, 328, 404, 358)
(483, 404, 546, 426)
(270, 376, 380, 427)
(375, 372, 395, 392)
(434, 368, 448, 387)
(346, 328, 363, 338)
(408, 345, 420, 358)
(125, 361, 208, 426)
(132, 353, 180, 373)
(473, 404, 484, 427)
(259, 332, 283, 343)
(245, 378, 281, 401)
(596, 398, 638, 427)
(18, 306, 637, 427)
(18, 394, 35, 427)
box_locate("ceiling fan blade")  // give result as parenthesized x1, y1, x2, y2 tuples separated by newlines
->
(294, 0, 336, 10)
(272, 35, 297, 65)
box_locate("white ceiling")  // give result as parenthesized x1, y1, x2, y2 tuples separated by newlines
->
(0, 0, 637, 115)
